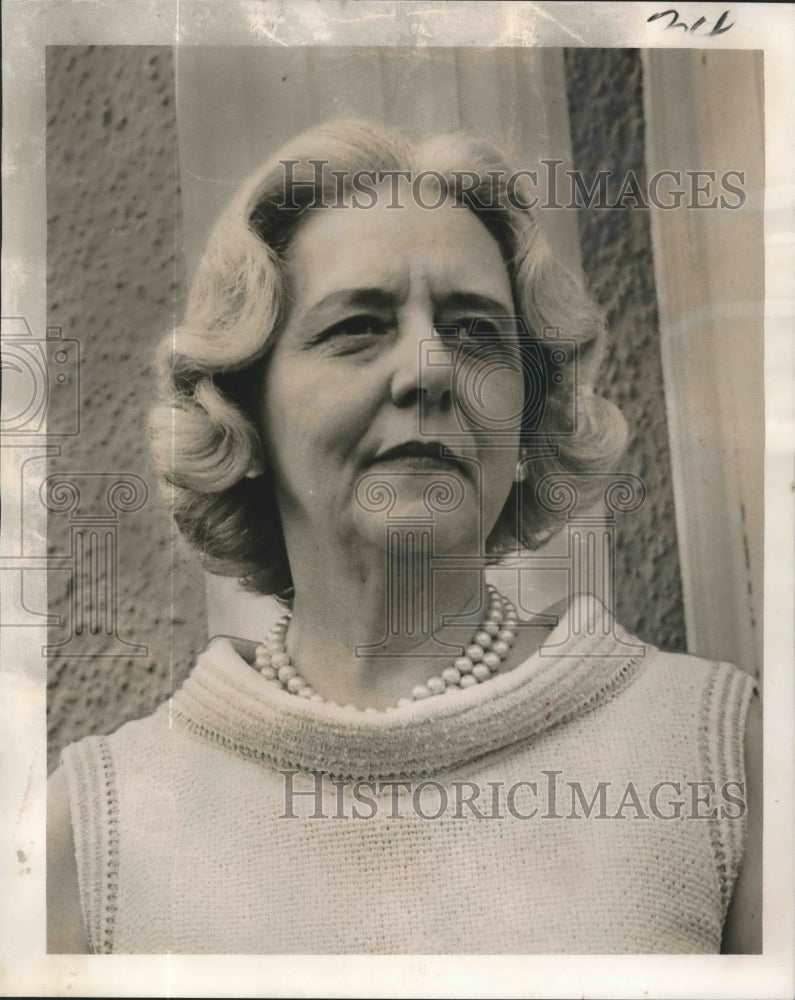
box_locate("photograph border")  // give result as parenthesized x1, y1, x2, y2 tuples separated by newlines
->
(2, 2, 793, 997)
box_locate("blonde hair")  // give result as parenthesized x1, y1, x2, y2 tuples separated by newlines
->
(150, 120, 627, 596)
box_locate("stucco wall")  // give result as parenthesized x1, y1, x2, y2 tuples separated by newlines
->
(46, 45, 686, 772)
(564, 48, 686, 651)
(46, 47, 205, 772)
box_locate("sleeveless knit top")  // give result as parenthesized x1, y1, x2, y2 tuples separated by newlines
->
(61, 599, 755, 954)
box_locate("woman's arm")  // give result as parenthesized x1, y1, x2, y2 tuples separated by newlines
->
(47, 767, 90, 954)
(721, 693, 762, 953)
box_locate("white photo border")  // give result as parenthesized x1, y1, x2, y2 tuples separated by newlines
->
(1, 2, 793, 997)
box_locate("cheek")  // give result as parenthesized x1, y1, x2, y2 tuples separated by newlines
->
(261, 354, 329, 434)
(258, 364, 314, 476)
(260, 361, 364, 470)
(459, 363, 525, 440)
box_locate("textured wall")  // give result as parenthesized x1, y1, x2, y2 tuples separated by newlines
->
(46, 46, 686, 772)
(46, 47, 206, 772)
(564, 48, 686, 650)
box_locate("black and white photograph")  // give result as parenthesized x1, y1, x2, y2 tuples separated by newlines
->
(1, 2, 793, 997)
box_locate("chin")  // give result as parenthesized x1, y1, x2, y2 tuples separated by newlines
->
(351, 470, 499, 554)
(353, 503, 484, 557)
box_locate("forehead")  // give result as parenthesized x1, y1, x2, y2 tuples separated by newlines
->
(285, 193, 513, 309)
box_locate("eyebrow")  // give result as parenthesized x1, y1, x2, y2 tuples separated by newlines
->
(301, 288, 396, 323)
(300, 288, 514, 324)
(435, 292, 515, 317)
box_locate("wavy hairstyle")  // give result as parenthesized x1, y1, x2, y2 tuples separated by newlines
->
(149, 120, 627, 597)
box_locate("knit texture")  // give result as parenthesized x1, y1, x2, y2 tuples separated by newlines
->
(61, 598, 755, 954)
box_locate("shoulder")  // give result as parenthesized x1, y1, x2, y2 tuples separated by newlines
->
(645, 645, 749, 685)
(632, 645, 761, 950)
(646, 648, 761, 951)
(48, 714, 169, 955)
(636, 647, 757, 786)
(722, 692, 762, 952)
(635, 646, 757, 721)
(47, 766, 89, 953)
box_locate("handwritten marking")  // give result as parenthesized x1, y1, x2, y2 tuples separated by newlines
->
(647, 9, 734, 35)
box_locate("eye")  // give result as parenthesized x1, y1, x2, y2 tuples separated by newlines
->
(451, 317, 521, 353)
(434, 318, 495, 342)
(462, 318, 500, 339)
(322, 315, 388, 340)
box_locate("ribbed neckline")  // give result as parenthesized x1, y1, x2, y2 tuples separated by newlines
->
(168, 595, 651, 780)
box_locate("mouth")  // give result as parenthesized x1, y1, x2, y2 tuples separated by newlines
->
(370, 441, 467, 473)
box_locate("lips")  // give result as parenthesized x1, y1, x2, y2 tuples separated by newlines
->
(370, 441, 467, 473)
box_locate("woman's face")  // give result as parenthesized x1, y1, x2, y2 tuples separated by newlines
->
(257, 188, 525, 559)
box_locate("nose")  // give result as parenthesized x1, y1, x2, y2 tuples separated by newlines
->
(388, 310, 452, 412)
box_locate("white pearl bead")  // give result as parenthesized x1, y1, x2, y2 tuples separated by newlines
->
(483, 651, 501, 671)
(259, 587, 519, 710)
(441, 666, 461, 685)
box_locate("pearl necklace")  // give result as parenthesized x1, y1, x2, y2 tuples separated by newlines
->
(254, 585, 519, 711)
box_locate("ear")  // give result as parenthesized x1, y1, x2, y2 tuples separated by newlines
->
(244, 459, 265, 479)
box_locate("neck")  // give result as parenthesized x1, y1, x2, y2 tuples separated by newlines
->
(285, 546, 492, 709)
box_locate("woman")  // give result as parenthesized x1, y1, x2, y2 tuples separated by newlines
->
(47, 120, 760, 954)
